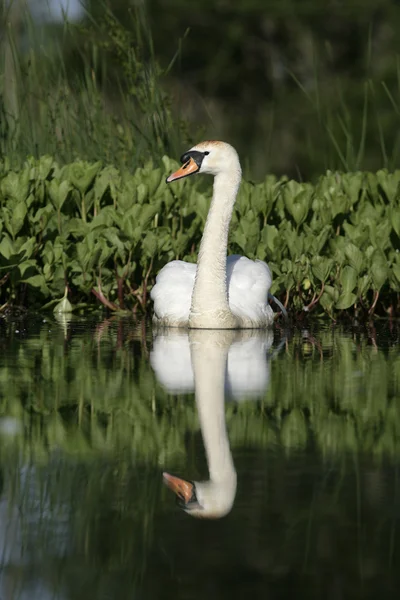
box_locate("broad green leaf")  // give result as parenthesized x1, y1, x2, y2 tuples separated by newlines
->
(344, 243, 364, 273)
(0, 235, 15, 260)
(21, 274, 50, 296)
(376, 169, 400, 203)
(370, 249, 389, 290)
(172, 231, 190, 256)
(320, 292, 334, 313)
(324, 285, 339, 302)
(283, 184, 312, 226)
(102, 228, 125, 251)
(261, 225, 278, 253)
(18, 260, 37, 277)
(305, 224, 331, 254)
(1, 171, 29, 202)
(311, 256, 333, 283)
(391, 208, 400, 238)
(67, 161, 102, 195)
(47, 179, 72, 210)
(94, 166, 120, 203)
(10, 201, 27, 237)
(37, 155, 54, 180)
(142, 231, 157, 257)
(358, 274, 371, 296)
(192, 191, 209, 223)
(136, 183, 148, 204)
(341, 265, 357, 294)
(139, 204, 159, 228)
(335, 292, 357, 310)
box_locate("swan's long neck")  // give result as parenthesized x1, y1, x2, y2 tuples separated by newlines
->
(190, 333, 236, 482)
(190, 170, 241, 322)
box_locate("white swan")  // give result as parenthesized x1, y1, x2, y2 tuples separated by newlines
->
(151, 329, 273, 518)
(151, 141, 274, 329)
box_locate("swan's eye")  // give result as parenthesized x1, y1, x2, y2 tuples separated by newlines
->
(204, 151, 210, 156)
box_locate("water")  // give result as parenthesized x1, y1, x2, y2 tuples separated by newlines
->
(0, 315, 399, 599)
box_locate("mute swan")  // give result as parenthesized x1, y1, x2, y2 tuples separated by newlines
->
(151, 329, 273, 518)
(151, 141, 275, 329)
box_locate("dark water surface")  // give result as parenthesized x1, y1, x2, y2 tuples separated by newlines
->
(0, 315, 399, 599)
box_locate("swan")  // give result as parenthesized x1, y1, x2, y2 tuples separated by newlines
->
(151, 329, 273, 518)
(151, 141, 277, 329)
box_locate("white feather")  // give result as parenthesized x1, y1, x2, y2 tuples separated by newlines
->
(151, 255, 273, 327)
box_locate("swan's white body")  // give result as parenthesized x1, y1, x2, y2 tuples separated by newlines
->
(151, 141, 273, 329)
(152, 255, 272, 329)
(151, 329, 273, 518)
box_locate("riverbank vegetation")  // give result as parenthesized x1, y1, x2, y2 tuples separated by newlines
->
(0, 155, 399, 319)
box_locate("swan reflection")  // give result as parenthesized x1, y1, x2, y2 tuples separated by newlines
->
(150, 329, 274, 519)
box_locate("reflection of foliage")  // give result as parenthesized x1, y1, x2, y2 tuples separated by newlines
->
(0, 318, 399, 460)
(0, 319, 399, 598)
(0, 156, 399, 316)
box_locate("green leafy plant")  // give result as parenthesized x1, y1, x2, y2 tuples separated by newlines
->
(0, 154, 399, 318)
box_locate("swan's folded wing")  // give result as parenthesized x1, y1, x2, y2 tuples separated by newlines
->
(227, 255, 272, 322)
(150, 260, 196, 324)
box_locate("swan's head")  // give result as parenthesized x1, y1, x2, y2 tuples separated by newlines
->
(163, 471, 237, 519)
(166, 141, 241, 183)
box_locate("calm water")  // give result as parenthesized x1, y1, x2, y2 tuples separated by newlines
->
(0, 315, 399, 599)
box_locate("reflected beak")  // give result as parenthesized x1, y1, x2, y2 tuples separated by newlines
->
(166, 157, 200, 183)
(163, 472, 195, 503)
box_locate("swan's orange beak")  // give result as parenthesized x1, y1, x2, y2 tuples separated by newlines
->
(163, 472, 194, 503)
(166, 157, 200, 183)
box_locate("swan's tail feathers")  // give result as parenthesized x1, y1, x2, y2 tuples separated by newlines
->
(268, 293, 289, 322)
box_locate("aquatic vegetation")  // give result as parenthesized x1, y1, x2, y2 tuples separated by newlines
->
(0, 155, 399, 318)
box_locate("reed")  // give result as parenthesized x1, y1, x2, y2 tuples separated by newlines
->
(0, 1, 187, 169)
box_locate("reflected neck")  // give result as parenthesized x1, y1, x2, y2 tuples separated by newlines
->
(190, 332, 236, 482)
